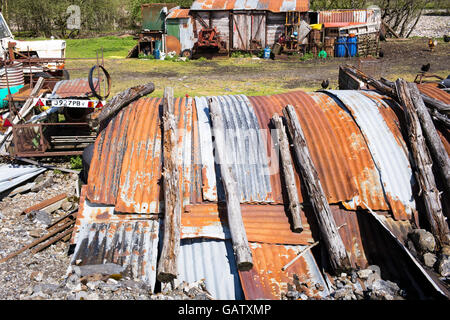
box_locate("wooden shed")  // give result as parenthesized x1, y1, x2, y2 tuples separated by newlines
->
(189, 0, 310, 52)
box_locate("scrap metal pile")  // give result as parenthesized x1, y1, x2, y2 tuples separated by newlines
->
(48, 65, 449, 300)
(0, 58, 449, 300)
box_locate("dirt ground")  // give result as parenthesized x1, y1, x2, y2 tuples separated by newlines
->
(66, 38, 449, 98)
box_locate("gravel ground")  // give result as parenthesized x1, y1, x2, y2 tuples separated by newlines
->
(407, 14, 450, 38)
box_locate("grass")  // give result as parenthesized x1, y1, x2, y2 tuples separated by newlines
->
(55, 36, 450, 98)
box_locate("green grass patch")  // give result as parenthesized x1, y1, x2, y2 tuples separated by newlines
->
(65, 36, 136, 59)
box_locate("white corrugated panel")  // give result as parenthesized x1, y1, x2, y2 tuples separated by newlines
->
(326, 90, 416, 216)
(176, 238, 244, 300)
(0, 164, 46, 193)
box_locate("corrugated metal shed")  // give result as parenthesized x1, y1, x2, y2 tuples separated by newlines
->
(325, 90, 416, 220)
(190, 0, 309, 12)
(50, 78, 99, 99)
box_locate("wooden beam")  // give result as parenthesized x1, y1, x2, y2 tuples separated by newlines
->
(395, 79, 450, 247)
(382, 20, 400, 39)
(157, 87, 182, 283)
(209, 97, 253, 271)
(271, 113, 303, 233)
(282, 105, 351, 273)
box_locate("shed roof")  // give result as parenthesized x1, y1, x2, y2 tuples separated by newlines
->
(190, 0, 309, 12)
(167, 8, 191, 19)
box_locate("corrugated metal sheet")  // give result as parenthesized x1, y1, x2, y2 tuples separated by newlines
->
(87, 97, 202, 213)
(325, 90, 416, 221)
(238, 242, 330, 300)
(176, 238, 244, 300)
(0, 164, 46, 193)
(141, 3, 177, 31)
(197, 95, 274, 203)
(318, 9, 374, 24)
(248, 91, 391, 213)
(70, 219, 160, 291)
(50, 78, 99, 99)
(181, 204, 314, 245)
(417, 83, 450, 105)
(190, 0, 309, 12)
(167, 8, 191, 19)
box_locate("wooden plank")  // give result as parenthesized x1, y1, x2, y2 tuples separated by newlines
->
(395, 79, 450, 247)
(157, 87, 182, 282)
(210, 97, 253, 271)
(283, 105, 351, 273)
(22, 193, 67, 215)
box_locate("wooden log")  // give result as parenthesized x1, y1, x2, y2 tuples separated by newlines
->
(271, 113, 303, 233)
(382, 20, 400, 38)
(96, 82, 155, 132)
(395, 79, 450, 247)
(408, 83, 450, 193)
(209, 97, 253, 271)
(282, 105, 351, 273)
(157, 87, 182, 282)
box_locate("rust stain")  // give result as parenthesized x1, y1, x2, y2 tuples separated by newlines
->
(191, 0, 309, 12)
(418, 83, 450, 105)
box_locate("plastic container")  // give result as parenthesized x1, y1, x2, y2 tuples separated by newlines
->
(310, 24, 322, 30)
(153, 49, 160, 60)
(155, 40, 162, 51)
(263, 47, 271, 59)
(347, 34, 358, 57)
(335, 36, 347, 57)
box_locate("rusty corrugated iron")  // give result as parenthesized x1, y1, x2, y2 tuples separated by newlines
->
(238, 242, 329, 300)
(87, 97, 202, 213)
(167, 8, 191, 19)
(248, 91, 391, 213)
(181, 203, 313, 245)
(190, 0, 309, 12)
(318, 9, 374, 24)
(417, 83, 450, 105)
(51, 78, 99, 98)
(326, 90, 416, 221)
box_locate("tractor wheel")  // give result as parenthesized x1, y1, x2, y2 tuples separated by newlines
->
(181, 49, 193, 59)
(62, 69, 70, 80)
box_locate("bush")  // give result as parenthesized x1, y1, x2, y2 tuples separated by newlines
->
(300, 53, 314, 61)
(70, 155, 83, 169)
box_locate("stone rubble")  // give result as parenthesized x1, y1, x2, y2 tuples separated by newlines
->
(283, 266, 407, 300)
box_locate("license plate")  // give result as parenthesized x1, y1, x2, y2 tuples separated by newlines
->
(51, 99, 89, 108)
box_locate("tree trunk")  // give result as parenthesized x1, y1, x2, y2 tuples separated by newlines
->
(95, 82, 155, 132)
(283, 105, 351, 273)
(209, 97, 253, 271)
(157, 87, 182, 282)
(271, 113, 303, 233)
(395, 79, 450, 248)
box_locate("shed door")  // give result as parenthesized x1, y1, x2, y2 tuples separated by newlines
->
(250, 14, 266, 49)
(233, 13, 266, 50)
(232, 13, 251, 50)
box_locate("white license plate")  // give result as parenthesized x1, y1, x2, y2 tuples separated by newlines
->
(51, 99, 89, 108)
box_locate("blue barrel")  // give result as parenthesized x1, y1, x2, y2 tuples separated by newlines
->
(348, 35, 358, 57)
(335, 37, 347, 57)
(153, 49, 160, 60)
(263, 47, 271, 59)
